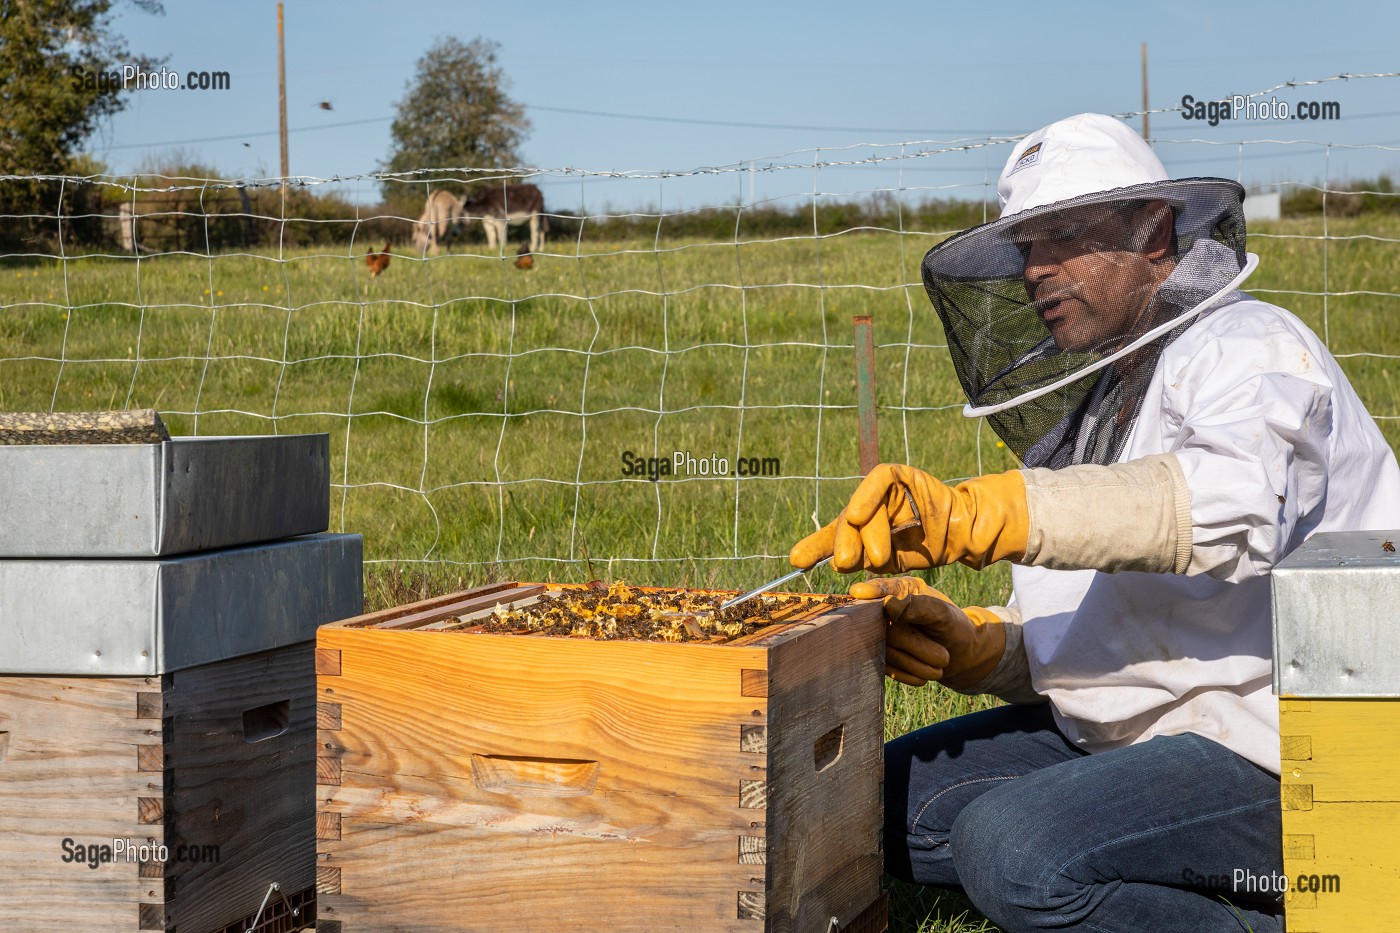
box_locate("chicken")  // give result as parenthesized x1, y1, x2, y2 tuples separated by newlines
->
(514, 242, 534, 271)
(366, 243, 391, 277)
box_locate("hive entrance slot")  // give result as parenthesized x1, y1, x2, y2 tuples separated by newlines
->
(814, 723, 844, 772)
(242, 700, 291, 743)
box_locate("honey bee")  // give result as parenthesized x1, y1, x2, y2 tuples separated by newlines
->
(1383, 539, 1396, 553)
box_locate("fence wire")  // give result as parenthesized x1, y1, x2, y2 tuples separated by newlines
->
(4, 78, 1399, 579)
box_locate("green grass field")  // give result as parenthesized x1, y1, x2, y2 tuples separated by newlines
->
(3, 215, 1397, 931)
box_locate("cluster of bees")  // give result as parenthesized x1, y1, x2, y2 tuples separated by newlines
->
(464, 581, 834, 643)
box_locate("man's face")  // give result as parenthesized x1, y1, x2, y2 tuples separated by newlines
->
(1016, 201, 1174, 352)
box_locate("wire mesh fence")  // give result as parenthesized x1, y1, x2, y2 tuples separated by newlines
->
(4, 83, 1399, 583)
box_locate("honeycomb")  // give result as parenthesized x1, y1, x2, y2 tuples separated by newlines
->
(452, 581, 845, 643)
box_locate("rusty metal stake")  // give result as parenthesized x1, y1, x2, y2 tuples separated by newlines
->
(853, 315, 878, 475)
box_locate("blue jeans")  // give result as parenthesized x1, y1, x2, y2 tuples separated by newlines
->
(886, 703, 1285, 932)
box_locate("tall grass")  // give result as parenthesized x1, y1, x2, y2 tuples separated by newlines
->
(4, 219, 1395, 594)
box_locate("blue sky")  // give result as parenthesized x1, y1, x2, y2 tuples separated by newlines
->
(91, 0, 1400, 210)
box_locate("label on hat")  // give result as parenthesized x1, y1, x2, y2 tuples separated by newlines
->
(1008, 142, 1042, 176)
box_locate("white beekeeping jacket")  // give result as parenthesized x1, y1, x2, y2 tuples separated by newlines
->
(1013, 294, 1400, 773)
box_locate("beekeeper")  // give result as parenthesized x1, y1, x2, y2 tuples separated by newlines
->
(789, 113, 1400, 932)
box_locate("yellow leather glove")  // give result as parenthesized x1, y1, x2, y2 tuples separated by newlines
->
(850, 576, 1006, 691)
(789, 463, 1029, 574)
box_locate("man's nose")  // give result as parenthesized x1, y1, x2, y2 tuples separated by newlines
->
(1023, 239, 1062, 285)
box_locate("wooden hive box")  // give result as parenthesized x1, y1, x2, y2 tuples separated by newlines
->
(1272, 531, 1400, 931)
(0, 534, 364, 932)
(0, 647, 319, 932)
(315, 582, 887, 933)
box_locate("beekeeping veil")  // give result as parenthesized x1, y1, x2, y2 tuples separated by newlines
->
(922, 113, 1256, 468)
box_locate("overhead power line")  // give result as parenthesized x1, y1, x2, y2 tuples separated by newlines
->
(99, 108, 1020, 155)
(102, 115, 393, 151)
(525, 103, 1007, 135)
(92, 71, 1400, 155)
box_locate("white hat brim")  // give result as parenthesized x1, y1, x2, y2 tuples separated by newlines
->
(923, 178, 1246, 283)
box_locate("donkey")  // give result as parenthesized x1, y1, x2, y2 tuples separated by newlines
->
(412, 189, 468, 255)
(462, 183, 548, 254)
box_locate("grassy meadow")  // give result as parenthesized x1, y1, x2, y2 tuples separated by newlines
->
(3, 213, 1398, 931)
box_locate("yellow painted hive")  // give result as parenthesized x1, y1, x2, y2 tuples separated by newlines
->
(1273, 531, 1400, 931)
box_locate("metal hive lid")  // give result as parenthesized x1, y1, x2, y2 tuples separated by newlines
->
(0, 434, 330, 558)
(0, 534, 363, 675)
(1272, 530, 1400, 698)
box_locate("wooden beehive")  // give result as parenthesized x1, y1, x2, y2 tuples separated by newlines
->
(1278, 698, 1400, 930)
(1273, 531, 1400, 931)
(0, 645, 317, 932)
(315, 582, 887, 933)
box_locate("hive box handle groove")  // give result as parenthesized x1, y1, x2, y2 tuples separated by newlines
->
(242, 699, 291, 743)
(814, 723, 845, 773)
(470, 754, 600, 797)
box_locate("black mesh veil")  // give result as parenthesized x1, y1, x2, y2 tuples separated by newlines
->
(922, 178, 1248, 468)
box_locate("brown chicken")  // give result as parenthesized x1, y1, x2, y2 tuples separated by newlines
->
(514, 242, 534, 271)
(366, 243, 391, 277)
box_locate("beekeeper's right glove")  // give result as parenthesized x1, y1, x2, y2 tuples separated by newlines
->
(792, 454, 1193, 578)
(848, 577, 1006, 690)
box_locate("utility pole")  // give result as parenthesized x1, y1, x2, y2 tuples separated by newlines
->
(278, 2, 289, 191)
(1136, 42, 1148, 140)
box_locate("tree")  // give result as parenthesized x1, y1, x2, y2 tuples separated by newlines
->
(382, 37, 531, 210)
(0, 0, 163, 246)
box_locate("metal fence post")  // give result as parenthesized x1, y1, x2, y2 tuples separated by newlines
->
(853, 315, 878, 475)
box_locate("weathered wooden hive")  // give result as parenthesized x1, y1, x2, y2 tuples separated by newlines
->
(0, 423, 363, 932)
